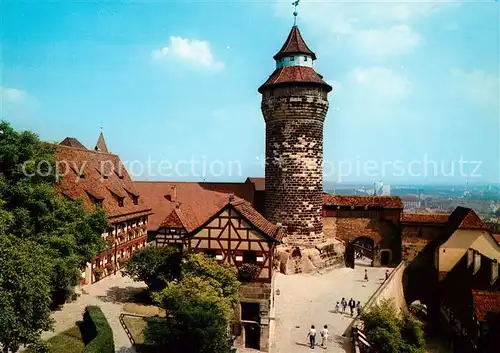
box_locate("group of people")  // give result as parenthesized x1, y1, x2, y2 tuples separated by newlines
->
(306, 325, 328, 349)
(335, 297, 361, 317)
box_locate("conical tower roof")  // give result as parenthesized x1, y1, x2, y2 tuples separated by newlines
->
(274, 25, 316, 61)
(94, 132, 109, 153)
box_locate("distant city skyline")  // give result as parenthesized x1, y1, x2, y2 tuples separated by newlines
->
(2, 0, 499, 183)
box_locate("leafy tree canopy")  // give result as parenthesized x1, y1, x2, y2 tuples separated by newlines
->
(360, 299, 425, 353)
(122, 245, 182, 292)
(148, 276, 234, 353)
(0, 235, 53, 353)
(0, 121, 108, 301)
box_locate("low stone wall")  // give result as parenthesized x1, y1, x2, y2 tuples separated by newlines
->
(350, 262, 407, 341)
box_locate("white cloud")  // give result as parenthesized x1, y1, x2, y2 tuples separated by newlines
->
(326, 80, 342, 92)
(152, 36, 224, 70)
(450, 68, 499, 108)
(353, 25, 422, 56)
(0, 87, 27, 102)
(347, 66, 412, 101)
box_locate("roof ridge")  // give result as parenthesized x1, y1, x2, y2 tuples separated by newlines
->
(55, 143, 119, 157)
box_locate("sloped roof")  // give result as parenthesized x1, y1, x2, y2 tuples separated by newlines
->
(95, 132, 109, 153)
(258, 66, 332, 93)
(401, 213, 449, 224)
(59, 137, 87, 149)
(472, 290, 500, 322)
(133, 181, 254, 232)
(55, 144, 152, 222)
(273, 25, 316, 60)
(231, 199, 283, 241)
(323, 194, 403, 209)
(188, 198, 282, 242)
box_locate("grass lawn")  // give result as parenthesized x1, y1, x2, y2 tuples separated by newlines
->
(123, 316, 147, 344)
(46, 325, 85, 353)
(123, 302, 165, 316)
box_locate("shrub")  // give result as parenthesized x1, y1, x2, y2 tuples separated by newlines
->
(83, 306, 114, 353)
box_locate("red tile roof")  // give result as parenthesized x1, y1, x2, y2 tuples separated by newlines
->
(59, 137, 87, 149)
(133, 181, 254, 232)
(231, 199, 283, 241)
(274, 25, 316, 60)
(457, 210, 489, 230)
(259, 66, 332, 93)
(322, 194, 403, 209)
(401, 213, 449, 224)
(55, 144, 152, 223)
(472, 290, 500, 322)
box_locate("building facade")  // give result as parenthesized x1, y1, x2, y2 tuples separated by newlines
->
(57, 134, 152, 285)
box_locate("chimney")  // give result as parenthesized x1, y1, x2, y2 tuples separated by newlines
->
(473, 251, 481, 274)
(229, 194, 235, 203)
(467, 248, 474, 267)
(171, 186, 177, 202)
(492, 259, 499, 285)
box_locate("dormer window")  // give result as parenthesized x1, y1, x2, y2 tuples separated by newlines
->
(118, 197, 124, 207)
(133, 196, 138, 205)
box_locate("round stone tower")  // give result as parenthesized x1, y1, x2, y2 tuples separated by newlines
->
(258, 25, 332, 246)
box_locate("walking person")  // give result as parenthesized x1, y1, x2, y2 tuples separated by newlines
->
(348, 298, 355, 317)
(356, 301, 362, 316)
(307, 325, 317, 349)
(335, 301, 340, 313)
(364, 268, 369, 282)
(385, 269, 389, 280)
(320, 325, 329, 348)
(341, 297, 347, 313)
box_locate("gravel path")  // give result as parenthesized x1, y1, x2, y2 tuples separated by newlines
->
(271, 261, 390, 353)
(41, 274, 147, 353)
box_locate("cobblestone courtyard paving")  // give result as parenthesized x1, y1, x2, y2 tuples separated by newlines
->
(271, 262, 390, 353)
(41, 274, 146, 353)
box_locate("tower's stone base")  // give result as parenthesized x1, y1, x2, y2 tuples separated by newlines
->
(276, 239, 345, 274)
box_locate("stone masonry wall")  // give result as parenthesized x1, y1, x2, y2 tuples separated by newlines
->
(261, 85, 329, 245)
(401, 225, 442, 262)
(235, 281, 274, 352)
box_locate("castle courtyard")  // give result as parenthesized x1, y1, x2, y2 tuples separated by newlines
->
(271, 262, 390, 352)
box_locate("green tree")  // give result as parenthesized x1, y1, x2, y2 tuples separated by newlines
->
(360, 300, 425, 353)
(122, 246, 182, 292)
(147, 276, 234, 353)
(182, 253, 240, 307)
(0, 121, 108, 302)
(0, 235, 53, 353)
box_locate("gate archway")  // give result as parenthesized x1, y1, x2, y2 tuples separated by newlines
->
(345, 236, 375, 268)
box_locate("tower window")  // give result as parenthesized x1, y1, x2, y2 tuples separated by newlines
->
(290, 56, 295, 61)
(304, 56, 308, 61)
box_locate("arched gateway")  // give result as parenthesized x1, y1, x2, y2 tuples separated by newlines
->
(345, 236, 375, 268)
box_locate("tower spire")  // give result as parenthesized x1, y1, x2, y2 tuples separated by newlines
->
(292, 0, 300, 26)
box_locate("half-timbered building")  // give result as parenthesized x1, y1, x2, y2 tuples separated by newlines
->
(135, 182, 282, 352)
(56, 134, 153, 285)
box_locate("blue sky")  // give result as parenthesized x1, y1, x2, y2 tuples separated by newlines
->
(1, 0, 499, 184)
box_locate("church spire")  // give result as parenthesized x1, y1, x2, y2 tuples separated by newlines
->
(94, 131, 109, 153)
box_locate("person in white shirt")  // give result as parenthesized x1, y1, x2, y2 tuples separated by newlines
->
(320, 325, 329, 348)
(307, 325, 316, 349)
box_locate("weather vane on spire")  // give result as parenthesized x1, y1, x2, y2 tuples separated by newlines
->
(292, 0, 300, 25)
